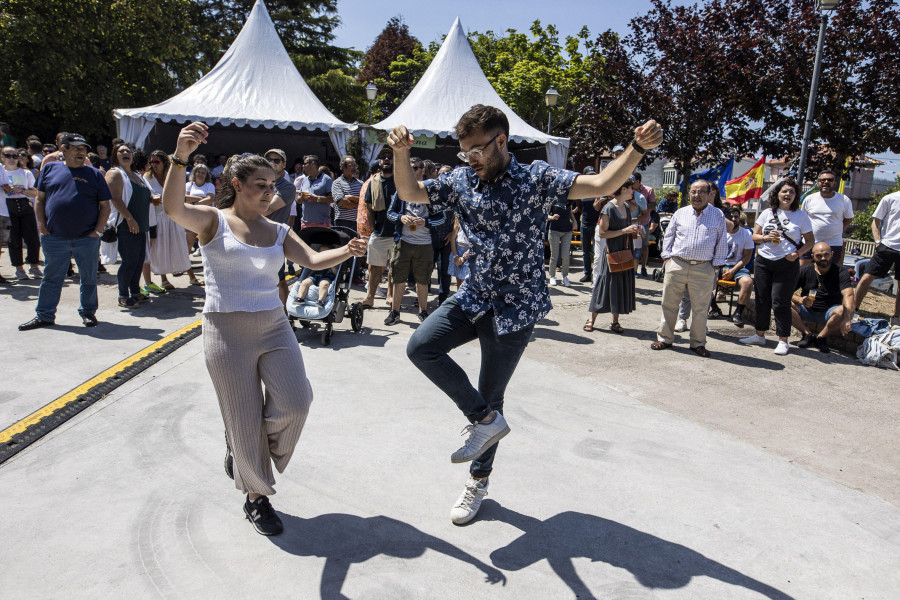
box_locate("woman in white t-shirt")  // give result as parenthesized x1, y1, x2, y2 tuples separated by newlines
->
(740, 179, 814, 355)
(2, 146, 41, 279)
(181, 163, 215, 285)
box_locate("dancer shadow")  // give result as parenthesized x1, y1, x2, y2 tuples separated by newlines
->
(271, 513, 505, 599)
(482, 503, 793, 600)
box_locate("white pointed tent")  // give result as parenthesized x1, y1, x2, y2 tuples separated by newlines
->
(113, 0, 355, 155)
(372, 17, 570, 168)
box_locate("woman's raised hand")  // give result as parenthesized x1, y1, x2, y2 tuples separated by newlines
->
(176, 122, 209, 159)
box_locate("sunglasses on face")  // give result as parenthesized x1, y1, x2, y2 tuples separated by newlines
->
(150, 160, 162, 165)
(413, 164, 424, 170)
(268, 157, 284, 163)
(2, 153, 18, 158)
(818, 178, 835, 183)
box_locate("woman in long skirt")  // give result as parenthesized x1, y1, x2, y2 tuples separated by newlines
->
(143, 151, 193, 289)
(585, 180, 639, 333)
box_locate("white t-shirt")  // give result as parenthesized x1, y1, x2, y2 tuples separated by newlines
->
(756, 208, 812, 261)
(3, 167, 36, 200)
(801, 192, 853, 246)
(874, 191, 900, 251)
(0, 168, 9, 217)
(186, 181, 215, 199)
(724, 225, 755, 265)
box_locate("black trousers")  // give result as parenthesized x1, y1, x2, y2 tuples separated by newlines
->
(117, 226, 146, 298)
(753, 255, 799, 337)
(5, 197, 40, 266)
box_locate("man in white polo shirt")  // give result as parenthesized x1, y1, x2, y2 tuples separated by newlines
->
(853, 189, 900, 327)
(800, 169, 853, 266)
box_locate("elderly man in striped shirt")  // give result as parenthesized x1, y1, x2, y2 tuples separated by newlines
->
(651, 179, 728, 357)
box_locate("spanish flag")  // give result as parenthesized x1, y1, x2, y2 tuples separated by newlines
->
(725, 156, 766, 205)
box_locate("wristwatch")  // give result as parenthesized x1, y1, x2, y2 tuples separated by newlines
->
(95, 230, 103, 237)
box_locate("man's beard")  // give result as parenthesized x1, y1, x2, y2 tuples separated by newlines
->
(381, 163, 393, 174)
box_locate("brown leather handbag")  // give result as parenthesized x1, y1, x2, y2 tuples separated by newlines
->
(606, 225, 636, 273)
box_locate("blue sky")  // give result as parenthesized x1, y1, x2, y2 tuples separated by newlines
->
(331, 0, 900, 180)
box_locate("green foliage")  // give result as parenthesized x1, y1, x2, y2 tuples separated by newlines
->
(851, 176, 900, 241)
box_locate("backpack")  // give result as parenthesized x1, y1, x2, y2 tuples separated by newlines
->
(856, 326, 900, 370)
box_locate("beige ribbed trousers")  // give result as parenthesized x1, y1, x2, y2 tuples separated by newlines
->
(203, 308, 313, 496)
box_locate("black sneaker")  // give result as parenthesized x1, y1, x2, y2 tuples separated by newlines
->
(640, 267, 649, 277)
(578, 274, 591, 283)
(19, 317, 54, 331)
(797, 333, 815, 349)
(224, 436, 234, 480)
(384, 310, 401, 326)
(708, 305, 723, 319)
(244, 495, 283, 536)
(813, 336, 831, 354)
(82, 314, 98, 327)
(97, 263, 107, 274)
(731, 312, 745, 328)
(417, 309, 428, 322)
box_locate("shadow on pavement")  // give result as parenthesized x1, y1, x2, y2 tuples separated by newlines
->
(271, 513, 506, 598)
(51, 322, 168, 341)
(532, 325, 595, 345)
(480, 502, 794, 600)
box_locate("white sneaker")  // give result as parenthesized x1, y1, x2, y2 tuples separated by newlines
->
(740, 334, 767, 346)
(561, 276, 571, 287)
(28, 266, 43, 278)
(14, 268, 28, 280)
(774, 341, 790, 355)
(451, 412, 510, 463)
(191, 248, 202, 257)
(674, 319, 688, 332)
(450, 477, 489, 525)
(549, 277, 557, 286)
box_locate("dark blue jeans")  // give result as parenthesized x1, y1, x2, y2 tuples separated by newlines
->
(117, 226, 146, 299)
(36, 234, 100, 321)
(581, 221, 597, 275)
(406, 295, 534, 478)
(433, 242, 452, 298)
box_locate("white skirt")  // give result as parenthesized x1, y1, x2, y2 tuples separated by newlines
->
(150, 206, 191, 275)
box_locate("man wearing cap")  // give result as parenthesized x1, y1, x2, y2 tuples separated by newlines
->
(577, 166, 601, 282)
(264, 149, 297, 307)
(19, 134, 111, 330)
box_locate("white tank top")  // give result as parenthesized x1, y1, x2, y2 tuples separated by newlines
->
(201, 210, 290, 313)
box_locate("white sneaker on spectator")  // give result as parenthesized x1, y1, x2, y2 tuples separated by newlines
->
(561, 276, 571, 287)
(549, 277, 557, 286)
(774, 341, 790, 355)
(740, 334, 767, 346)
(451, 412, 510, 463)
(28, 266, 43, 278)
(192, 248, 202, 257)
(14, 268, 28, 280)
(450, 477, 489, 525)
(674, 318, 687, 332)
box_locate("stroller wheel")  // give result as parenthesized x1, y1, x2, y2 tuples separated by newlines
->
(652, 268, 663, 282)
(350, 303, 364, 332)
(299, 320, 311, 328)
(321, 323, 333, 346)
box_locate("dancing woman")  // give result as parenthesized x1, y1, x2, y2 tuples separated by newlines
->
(163, 122, 366, 536)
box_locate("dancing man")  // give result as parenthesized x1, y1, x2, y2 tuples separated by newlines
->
(390, 105, 662, 524)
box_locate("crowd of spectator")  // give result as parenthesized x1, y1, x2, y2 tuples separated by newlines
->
(1, 124, 898, 358)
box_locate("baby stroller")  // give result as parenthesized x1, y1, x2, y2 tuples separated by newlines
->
(651, 212, 674, 282)
(286, 226, 364, 346)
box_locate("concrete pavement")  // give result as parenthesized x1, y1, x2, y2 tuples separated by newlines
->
(1, 261, 899, 599)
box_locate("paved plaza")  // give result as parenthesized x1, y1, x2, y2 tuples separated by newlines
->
(1, 263, 898, 599)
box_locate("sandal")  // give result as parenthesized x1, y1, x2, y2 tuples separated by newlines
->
(691, 345, 711, 358)
(650, 341, 672, 350)
(583, 319, 595, 332)
(189, 278, 205, 287)
(610, 322, 624, 334)
(161, 281, 175, 290)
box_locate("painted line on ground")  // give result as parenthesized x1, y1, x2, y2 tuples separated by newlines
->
(0, 319, 203, 464)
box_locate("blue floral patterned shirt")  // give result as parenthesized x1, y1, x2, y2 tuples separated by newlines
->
(424, 155, 577, 334)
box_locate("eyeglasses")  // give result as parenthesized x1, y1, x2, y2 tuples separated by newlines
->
(2, 153, 18, 158)
(457, 133, 500, 163)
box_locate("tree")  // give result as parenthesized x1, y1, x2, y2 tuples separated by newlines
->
(0, 0, 205, 142)
(746, 0, 900, 182)
(359, 16, 421, 117)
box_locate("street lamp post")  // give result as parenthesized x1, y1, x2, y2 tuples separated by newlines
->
(545, 87, 559, 134)
(365, 82, 377, 125)
(796, 0, 841, 186)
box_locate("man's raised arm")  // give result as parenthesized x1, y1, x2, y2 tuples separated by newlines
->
(387, 125, 430, 204)
(568, 120, 663, 200)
